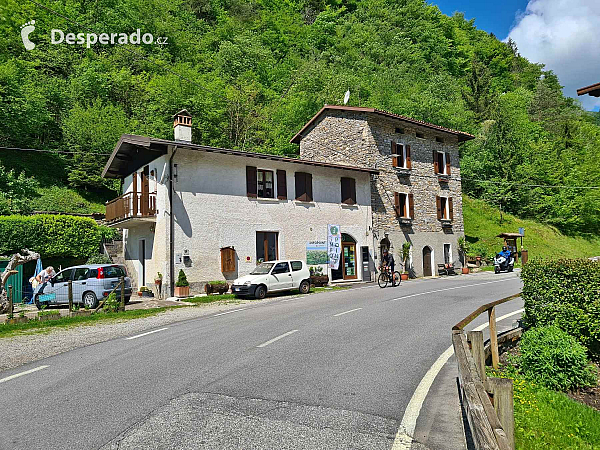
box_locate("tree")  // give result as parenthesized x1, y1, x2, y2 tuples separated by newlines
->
(0, 165, 38, 214)
(0, 249, 40, 314)
(462, 58, 495, 123)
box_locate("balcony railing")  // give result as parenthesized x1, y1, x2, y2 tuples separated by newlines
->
(106, 192, 157, 224)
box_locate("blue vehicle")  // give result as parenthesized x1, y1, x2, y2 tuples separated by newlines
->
(34, 264, 132, 309)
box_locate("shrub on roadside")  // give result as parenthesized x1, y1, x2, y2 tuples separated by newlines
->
(86, 253, 112, 265)
(521, 258, 600, 357)
(519, 325, 597, 391)
(103, 293, 121, 313)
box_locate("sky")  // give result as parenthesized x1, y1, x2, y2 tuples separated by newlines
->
(432, 0, 600, 111)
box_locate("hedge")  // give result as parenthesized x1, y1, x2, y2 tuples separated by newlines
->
(521, 258, 600, 358)
(0, 215, 105, 258)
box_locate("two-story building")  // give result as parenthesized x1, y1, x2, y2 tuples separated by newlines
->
(291, 105, 475, 277)
(102, 111, 377, 296)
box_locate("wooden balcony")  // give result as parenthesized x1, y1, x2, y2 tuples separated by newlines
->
(106, 192, 157, 227)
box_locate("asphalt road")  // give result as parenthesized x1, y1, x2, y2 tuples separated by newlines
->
(1, 272, 523, 450)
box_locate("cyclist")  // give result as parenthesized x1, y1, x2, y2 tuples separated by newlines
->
(382, 249, 395, 274)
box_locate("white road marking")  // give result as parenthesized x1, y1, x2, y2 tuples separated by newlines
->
(125, 327, 168, 340)
(391, 307, 524, 449)
(213, 308, 246, 317)
(0, 365, 49, 384)
(257, 330, 299, 348)
(389, 278, 515, 302)
(333, 307, 363, 317)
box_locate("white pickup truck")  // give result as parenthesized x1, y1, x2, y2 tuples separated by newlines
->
(231, 260, 311, 299)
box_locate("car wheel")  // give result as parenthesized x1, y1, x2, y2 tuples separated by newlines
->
(254, 285, 267, 300)
(82, 291, 98, 309)
(34, 294, 45, 310)
(299, 280, 310, 294)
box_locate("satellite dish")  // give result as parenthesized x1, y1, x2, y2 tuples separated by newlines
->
(343, 90, 350, 105)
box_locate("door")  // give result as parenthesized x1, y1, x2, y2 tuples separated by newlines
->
(139, 239, 146, 287)
(423, 246, 432, 277)
(361, 246, 371, 281)
(72, 267, 91, 304)
(342, 242, 357, 280)
(46, 268, 74, 303)
(256, 232, 278, 262)
(444, 244, 451, 265)
(269, 262, 293, 290)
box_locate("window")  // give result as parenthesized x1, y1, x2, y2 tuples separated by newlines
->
(53, 269, 73, 283)
(257, 169, 274, 198)
(256, 232, 278, 262)
(416, 132, 425, 139)
(395, 127, 404, 134)
(272, 262, 290, 274)
(295, 172, 313, 202)
(341, 177, 356, 205)
(433, 151, 451, 175)
(73, 268, 90, 281)
(103, 266, 127, 278)
(291, 261, 303, 271)
(394, 192, 414, 218)
(391, 142, 411, 169)
(436, 196, 454, 221)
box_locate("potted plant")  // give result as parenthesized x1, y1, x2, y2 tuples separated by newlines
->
(458, 236, 470, 274)
(309, 266, 329, 287)
(205, 280, 229, 294)
(154, 272, 163, 285)
(401, 242, 411, 280)
(175, 269, 190, 297)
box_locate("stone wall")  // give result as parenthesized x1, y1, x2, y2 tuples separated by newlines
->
(299, 109, 465, 276)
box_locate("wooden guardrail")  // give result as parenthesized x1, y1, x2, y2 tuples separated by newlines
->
(452, 292, 522, 450)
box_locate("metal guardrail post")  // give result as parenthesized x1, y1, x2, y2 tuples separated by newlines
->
(120, 276, 125, 312)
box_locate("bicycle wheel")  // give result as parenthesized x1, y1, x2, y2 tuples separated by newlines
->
(392, 271, 401, 286)
(377, 272, 388, 288)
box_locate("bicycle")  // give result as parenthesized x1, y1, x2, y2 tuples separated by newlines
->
(378, 265, 401, 288)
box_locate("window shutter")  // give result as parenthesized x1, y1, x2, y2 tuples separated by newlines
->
(436, 196, 442, 220)
(306, 173, 313, 202)
(406, 145, 411, 169)
(350, 178, 356, 204)
(433, 151, 439, 174)
(295, 172, 305, 201)
(391, 142, 398, 167)
(394, 192, 400, 217)
(446, 153, 451, 176)
(409, 193, 415, 219)
(341, 177, 356, 205)
(449, 197, 454, 220)
(246, 166, 257, 197)
(277, 170, 287, 200)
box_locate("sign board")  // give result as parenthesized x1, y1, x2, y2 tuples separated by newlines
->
(306, 241, 328, 265)
(327, 225, 341, 270)
(519, 227, 525, 236)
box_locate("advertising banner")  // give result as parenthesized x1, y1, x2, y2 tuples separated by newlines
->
(327, 224, 341, 270)
(306, 241, 328, 265)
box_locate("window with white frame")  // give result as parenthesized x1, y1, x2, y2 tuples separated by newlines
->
(391, 142, 411, 169)
(433, 151, 451, 175)
(436, 196, 453, 220)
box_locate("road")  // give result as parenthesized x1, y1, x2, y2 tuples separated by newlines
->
(1, 272, 523, 449)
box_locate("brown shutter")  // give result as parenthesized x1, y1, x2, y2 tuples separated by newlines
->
(436, 196, 442, 219)
(341, 177, 356, 205)
(350, 178, 356, 204)
(392, 142, 398, 167)
(409, 193, 415, 219)
(306, 173, 313, 202)
(406, 145, 411, 169)
(446, 153, 451, 176)
(295, 172, 305, 201)
(277, 170, 287, 200)
(246, 166, 257, 197)
(433, 151, 439, 174)
(394, 192, 400, 217)
(449, 197, 454, 220)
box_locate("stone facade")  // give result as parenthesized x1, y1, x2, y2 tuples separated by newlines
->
(298, 109, 465, 277)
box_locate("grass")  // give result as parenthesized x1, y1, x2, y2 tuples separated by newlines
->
(489, 367, 600, 449)
(186, 294, 238, 303)
(463, 196, 600, 261)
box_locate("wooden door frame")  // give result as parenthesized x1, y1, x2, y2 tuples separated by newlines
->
(342, 241, 357, 280)
(258, 231, 279, 262)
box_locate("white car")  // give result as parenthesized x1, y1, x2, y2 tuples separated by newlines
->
(231, 260, 311, 299)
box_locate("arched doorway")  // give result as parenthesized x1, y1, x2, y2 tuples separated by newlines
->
(423, 246, 433, 277)
(332, 233, 357, 280)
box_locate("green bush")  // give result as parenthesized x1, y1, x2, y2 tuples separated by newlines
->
(86, 253, 112, 264)
(103, 293, 121, 313)
(99, 226, 119, 241)
(519, 325, 597, 391)
(175, 269, 189, 287)
(521, 258, 600, 357)
(0, 215, 102, 258)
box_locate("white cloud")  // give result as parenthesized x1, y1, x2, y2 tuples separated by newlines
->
(507, 0, 600, 110)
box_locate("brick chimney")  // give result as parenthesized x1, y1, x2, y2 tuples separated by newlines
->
(173, 109, 192, 142)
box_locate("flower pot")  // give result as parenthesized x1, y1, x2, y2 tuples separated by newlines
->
(70, 310, 92, 317)
(401, 273, 409, 281)
(6, 316, 29, 325)
(174, 286, 190, 298)
(462, 267, 469, 274)
(310, 275, 329, 287)
(205, 283, 229, 295)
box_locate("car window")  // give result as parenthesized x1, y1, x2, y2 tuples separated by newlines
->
(251, 263, 274, 275)
(54, 269, 74, 283)
(103, 266, 126, 278)
(291, 261, 303, 271)
(89, 269, 98, 278)
(74, 268, 90, 281)
(272, 262, 290, 274)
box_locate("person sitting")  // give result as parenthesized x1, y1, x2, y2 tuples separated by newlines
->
(499, 246, 511, 260)
(382, 249, 395, 274)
